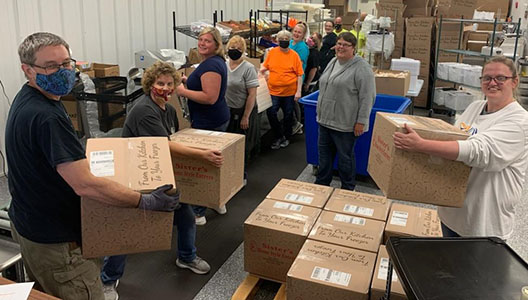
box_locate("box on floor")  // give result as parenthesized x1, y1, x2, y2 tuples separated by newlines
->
(370, 244, 407, 300)
(368, 112, 471, 207)
(170, 129, 244, 209)
(244, 199, 321, 282)
(309, 211, 385, 253)
(82, 137, 175, 258)
(324, 189, 391, 222)
(287, 239, 377, 300)
(384, 203, 442, 242)
(266, 179, 334, 209)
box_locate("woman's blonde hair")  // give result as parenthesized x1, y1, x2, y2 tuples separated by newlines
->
(141, 61, 181, 94)
(226, 35, 246, 52)
(295, 22, 308, 38)
(199, 27, 225, 58)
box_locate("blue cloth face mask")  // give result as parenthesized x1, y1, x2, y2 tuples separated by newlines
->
(35, 68, 76, 96)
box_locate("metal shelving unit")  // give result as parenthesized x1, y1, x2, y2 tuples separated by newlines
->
(430, 16, 522, 115)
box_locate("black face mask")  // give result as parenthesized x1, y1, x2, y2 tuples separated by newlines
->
(335, 24, 342, 30)
(279, 40, 290, 49)
(227, 49, 243, 60)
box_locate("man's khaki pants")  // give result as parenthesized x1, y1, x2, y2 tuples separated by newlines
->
(11, 223, 104, 300)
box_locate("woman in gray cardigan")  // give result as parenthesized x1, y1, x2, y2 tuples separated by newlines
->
(315, 32, 375, 190)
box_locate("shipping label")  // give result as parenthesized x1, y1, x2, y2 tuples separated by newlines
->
(284, 193, 313, 204)
(388, 116, 416, 126)
(273, 201, 303, 212)
(378, 258, 399, 282)
(334, 213, 366, 226)
(343, 204, 374, 217)
(89, 150, 115, 177)
(311, 266, 351, 287)
(390, 211, 409, 226)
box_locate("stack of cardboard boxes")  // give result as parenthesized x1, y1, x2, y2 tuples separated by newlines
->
(243, 177, 451, 298)
(376, 0, 406, 59)
(404, 17, 435, 107)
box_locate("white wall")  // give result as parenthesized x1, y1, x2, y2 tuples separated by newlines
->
(0, 0, 265, 171)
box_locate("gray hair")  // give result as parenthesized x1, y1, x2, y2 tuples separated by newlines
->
(18, 32, 70, 65)
(276, 30, 292, 41)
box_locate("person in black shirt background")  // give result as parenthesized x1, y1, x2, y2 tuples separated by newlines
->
(319, 21, 337, 74)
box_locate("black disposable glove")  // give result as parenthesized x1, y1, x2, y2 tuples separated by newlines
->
(138, 184, 180, 212)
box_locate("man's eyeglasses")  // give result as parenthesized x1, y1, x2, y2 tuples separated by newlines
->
(336, 42, 353, 48)
(479, 75, 514, 84)
(31, 59, 76, 74)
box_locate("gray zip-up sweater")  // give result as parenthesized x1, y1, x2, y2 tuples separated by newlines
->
(316, 55, 375, 132)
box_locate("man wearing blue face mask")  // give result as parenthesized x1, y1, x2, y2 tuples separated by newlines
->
(5, 32, 181, 300)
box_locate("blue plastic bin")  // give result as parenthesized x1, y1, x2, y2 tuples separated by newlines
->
(299, 92, 411, 176)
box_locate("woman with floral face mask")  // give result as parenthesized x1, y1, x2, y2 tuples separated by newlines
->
(225, 35, 259, 184)
(101, 61, 222, 298)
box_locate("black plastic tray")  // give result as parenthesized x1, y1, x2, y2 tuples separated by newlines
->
(386, 237, 528, 300)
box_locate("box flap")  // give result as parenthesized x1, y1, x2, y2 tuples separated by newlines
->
(86, 137, 175, 192)
(266, 179, 333, 208)
(324, 189, 390, 222)
(378, 112, 469, 139)
(309, 211, 385, 253)
(257, 199, 321, 219)
(244, 207, 319, 236)
(170, 128, 243, 150)
(288, 240, 376, 293)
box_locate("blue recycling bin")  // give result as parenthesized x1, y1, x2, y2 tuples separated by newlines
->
(299, 92, 411, 176)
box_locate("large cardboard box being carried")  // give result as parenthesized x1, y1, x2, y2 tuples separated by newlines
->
(244, 199, 321, 282)
(170, 129, 244, 209)
(82, 137, 175, 258)
(266, 179, 334, 209)
(370, 245, 407, 300)
(287, 239, 377, 300)
(368, 113, 470, 207)
(324, 189, 390, 222)
(374, 70, 411, 96)
(384, 203, 442, 242)
(309, 211, 385, 253)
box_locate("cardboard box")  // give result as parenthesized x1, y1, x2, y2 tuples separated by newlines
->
(329, 0, 348, 5)
(266, 179, 333, 209)
(368, 113, 471, 207)
(384, 203, 442, 242)
(476, 0, 509, 17)
(404, 0, 433, 17)
(405, 17, 434, 76)
(287, 239, 376, 300)
(436, 0, 477, 18)
(324, 189, 390, 222)
(244, 200, 321, 282)
(437, 22, 466, 63)
(370, 245, 407, 300)
(82, 137, 175, 258)
(244, 57, 261, 73)
(170, 129, 244, 209)
(256, 75, 272, 113)
(467, 40, 487, 52)
(188, 48, 202, 64)
(413, 73, 429, 107)
(167, 95, 191, 130)
(61, 95, 80, 131)
(92, 63, 120, 77)
(309, 211, 385, 253)
(374, 70, 411, 96)
(328, 5, 345, 18)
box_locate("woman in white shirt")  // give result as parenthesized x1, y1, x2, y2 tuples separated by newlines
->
(393, 56, 528, 240)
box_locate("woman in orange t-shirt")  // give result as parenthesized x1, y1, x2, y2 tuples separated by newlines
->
(260, 30, 304, 150)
